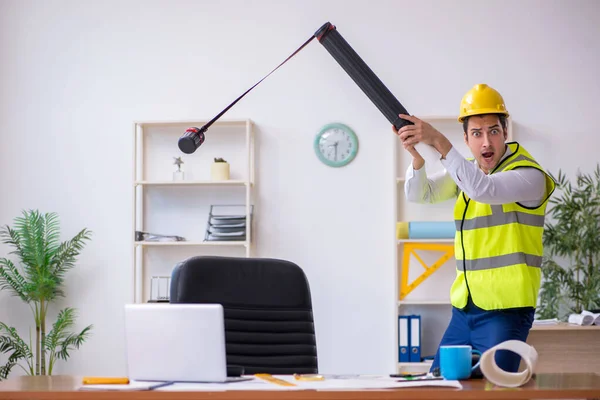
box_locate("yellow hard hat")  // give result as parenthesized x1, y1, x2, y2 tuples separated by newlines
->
(458, 84, 509, 122)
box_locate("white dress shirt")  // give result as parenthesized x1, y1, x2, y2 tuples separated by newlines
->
(404, 145, 546, 207)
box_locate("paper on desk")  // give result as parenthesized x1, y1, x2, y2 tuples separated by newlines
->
(532, 318, 559, 325)
(78, 380, 172, 391)
(155, 377, 300, 391)
(480, 340, 537, 388)
(156, 375, 463, 391)
(277, 376, 463, 390)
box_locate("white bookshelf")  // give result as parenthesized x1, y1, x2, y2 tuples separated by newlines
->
(393, 115, 513, 372)
(132, 119, 255, 303)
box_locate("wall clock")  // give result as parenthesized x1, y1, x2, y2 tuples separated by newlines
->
(314, 123, 359, 167)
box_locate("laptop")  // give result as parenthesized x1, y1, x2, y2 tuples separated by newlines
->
(124, 303, 251, 383)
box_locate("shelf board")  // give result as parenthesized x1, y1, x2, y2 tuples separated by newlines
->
(134, 180, 249, 187)
(134, 119, 251, 128)
(399, 300, 451, 305)
(398, 239, 454, 243)
(397, 177, 405, 183)
(398, 361, 432, 367)
(135, 241, 248, 247)
(421, 115, 457, 122)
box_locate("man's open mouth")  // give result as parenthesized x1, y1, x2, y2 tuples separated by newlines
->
(482, 151, 494, 161)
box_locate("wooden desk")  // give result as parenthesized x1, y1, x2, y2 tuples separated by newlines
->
(1, 374, 600, 399)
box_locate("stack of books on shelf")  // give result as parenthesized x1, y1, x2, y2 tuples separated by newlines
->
(204, 204, 252, 242)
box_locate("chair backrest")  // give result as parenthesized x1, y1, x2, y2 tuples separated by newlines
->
(169, 256, 318, 374)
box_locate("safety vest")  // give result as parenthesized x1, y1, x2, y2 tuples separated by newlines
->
(450, 142, 555, 310)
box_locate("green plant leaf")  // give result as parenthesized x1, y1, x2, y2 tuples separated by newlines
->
(44, 308, 92, 374)
(539, 163, 600, 318)
(48, 228, 92, 296)
(0, 258, 30, 302)
(53, 325, 93, 361)
(0, 322, 34, 378)
(0, 210, 92, 378)
(0, 362, 16, 380)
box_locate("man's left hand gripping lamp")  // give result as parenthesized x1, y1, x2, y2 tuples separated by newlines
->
(178, 22, 412, 155)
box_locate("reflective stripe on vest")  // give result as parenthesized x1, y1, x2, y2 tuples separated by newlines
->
(461, 252, 543, 271)
(455, 204, 545, 231)
(450, 142, 555, 310)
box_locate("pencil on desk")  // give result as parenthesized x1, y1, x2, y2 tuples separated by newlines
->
(294, 374, 325, 381)
(82, 377, 130, 385)
(254, 374, 297, 387)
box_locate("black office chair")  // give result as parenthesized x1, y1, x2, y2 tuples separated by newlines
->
(169, 256, 318, 375)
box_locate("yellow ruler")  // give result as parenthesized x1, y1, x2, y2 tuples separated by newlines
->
(254, 374, 297, 387)
(400, 242, 454, 299)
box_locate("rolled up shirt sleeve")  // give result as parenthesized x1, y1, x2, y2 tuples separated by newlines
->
(440, 147, 546, 206)
(404, 162, 458, 204)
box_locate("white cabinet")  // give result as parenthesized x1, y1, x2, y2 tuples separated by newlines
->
(132, 119, 255, 303)
(393, 116, 513, 371)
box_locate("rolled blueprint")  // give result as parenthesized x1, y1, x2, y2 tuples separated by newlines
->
(409, 221, 456, 239)
(479, 340, 538, 388)
(568, 313, 594, 326)
(315, 22, 412, 131)
(414, 143, 441, 165)
(581, 310, 600, 325)
(181, 21, 423, 154)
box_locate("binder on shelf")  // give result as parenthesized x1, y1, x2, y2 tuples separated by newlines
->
(398, 315, 410, 362)
(409, 315, 421, 362)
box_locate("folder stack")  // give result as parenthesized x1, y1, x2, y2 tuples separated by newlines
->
(398, 315, 421, 362)
(204, 205, 253, 242)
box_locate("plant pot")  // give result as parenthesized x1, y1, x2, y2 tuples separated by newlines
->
(211, 162, 230, 180)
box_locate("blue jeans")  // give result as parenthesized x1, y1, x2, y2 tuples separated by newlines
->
(430, 299, 534, 375)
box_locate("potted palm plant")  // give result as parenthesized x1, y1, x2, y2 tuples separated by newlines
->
(537, 164, 600, 320)
(0, 210, 93, 379)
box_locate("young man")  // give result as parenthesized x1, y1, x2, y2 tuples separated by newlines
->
(394, 83, 555, 374)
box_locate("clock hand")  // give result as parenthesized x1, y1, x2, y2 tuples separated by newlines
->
(327, 144, 335, 160)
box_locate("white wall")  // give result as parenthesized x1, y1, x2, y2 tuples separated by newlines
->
(0, 0, 598, 376)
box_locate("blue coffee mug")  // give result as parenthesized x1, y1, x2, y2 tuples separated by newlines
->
(440, 345, 481, 380)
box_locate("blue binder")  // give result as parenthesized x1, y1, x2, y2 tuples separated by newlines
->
(398, 315, 410, 362)
(409, 315, 421, 362)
